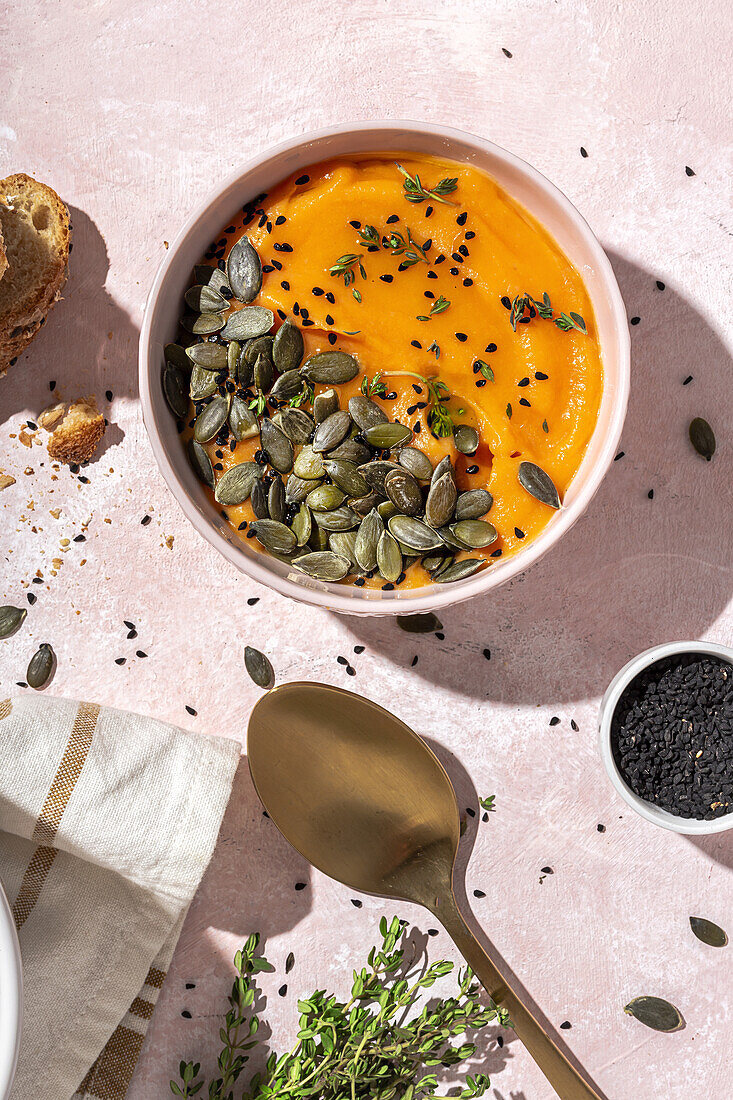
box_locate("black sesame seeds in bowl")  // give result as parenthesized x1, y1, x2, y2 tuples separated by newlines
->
(599, 641, 733, 834)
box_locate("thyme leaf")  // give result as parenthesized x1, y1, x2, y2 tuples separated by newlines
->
(395, 163, 458, 205)
(508, 291, 586, 334)
(361, 369, 456, 438)
(329, 253, 367, 289)
(417, 295, 451, 321)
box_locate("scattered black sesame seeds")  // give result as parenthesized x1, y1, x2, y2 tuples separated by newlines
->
(185, 705, 197, 716)
(502, 47, 512, 57)
(630, 316, 640, 326)
(683, 375, 693, 386)
(685, 166, 695, 177)
(549, 716, 560, 726)
(141, 514, 151, 526)
(580, 147, 588, 158)
(560, 1021, 572, 1030)
(597, 824, 606, 833)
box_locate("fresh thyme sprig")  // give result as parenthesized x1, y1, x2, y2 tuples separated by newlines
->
(361, 370, 455, 438)
(396, 163, 458, 206)
(479, 795, 496, 813)
(173, 917, 510, 1100)
(329, 253, 367, 301)
(357, 224, 429, 267)
(417, 295, 451, 322)
(509, 291, 587, 334)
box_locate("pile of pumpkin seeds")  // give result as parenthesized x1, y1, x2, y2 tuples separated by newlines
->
(162, 235, 561, 588)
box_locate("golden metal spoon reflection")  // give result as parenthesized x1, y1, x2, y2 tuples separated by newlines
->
(247, 682, 606, 1100)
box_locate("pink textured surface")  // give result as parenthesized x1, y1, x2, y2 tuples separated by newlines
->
(1, 2, 731, 1097)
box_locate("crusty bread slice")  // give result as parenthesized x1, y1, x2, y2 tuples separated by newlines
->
(0, 174, 70, 375)
(47, 396, 105, 465)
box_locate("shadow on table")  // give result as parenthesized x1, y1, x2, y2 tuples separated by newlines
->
(0, 204, 135, 458)
(339, 252, 732, 707)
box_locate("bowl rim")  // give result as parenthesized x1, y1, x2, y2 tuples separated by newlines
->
(139, 119, 630, 614)
(0, 879, 22, 1100)
(598, 640, 733, 834)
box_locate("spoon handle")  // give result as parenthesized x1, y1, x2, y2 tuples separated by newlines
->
(436, 894, 607, 1100)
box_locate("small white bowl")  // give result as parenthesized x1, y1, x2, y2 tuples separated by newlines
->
(0, 879, 22, 1100)
(599, 641, 733, 834)
(140, 121, 630, 615)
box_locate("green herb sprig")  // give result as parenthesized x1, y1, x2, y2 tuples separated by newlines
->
(358, 224, 430, 267)
(396, 163, 458, 206)
(361, 370, 455, 438)
(329, 253, 367, 301)
(417, 295, 451, 322)
(172, 917, 509, 1100)
(509, 292, 586, 334)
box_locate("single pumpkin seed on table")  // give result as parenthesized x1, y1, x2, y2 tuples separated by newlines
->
(251, 478, 269, 519)
(397, 612, 443, 633)
(260, 418, 293, 474)
(398, 445, 433, 481)
(164, 342, 192, 370)
(689, 417, 716, 461)
(377, 531, 402, 582)
(184, 283, 228, 313)
(453, 424, 480, 455)
(186, 342, 228, 370)
(275, 407, 313, 445)
(354, 509, 384, 572)
(363, 422, 412, 450)
(189, 366, 218, 401)
(388, 515, 444, 552)
(312, 410, 352, 454)
(194, 394, 230, 442)
(518, 461, 561, 509)
(434, 558, 484, 583)
(254, 351, 274, 394)
(348, 393, 388, 430)
(244, 646, 274, 689)
(188, 439, 215, 488)
(162, 365, 189, 419)
(0, 605, 27, 638)
(229, 396, 259, 441)
(294, 445, 325, 480)
(623, 997, 683, 1033)
(27, 643, 55, 689)
(214, 461, 261, 505)
(313, 388, 339, 424)
(451, 519, 498, 548)
(181, 311, 225, 335)
(221, 305, 274, 341)
(291, 503, 312, 546)
(227, 236, 263, 303)
(689, 916, 728, 947)
(306, 483, 346, 511)
(324, 458, 369, 498)
(455, 489, 493, 521)
(301, 351, 359, 384)
(384, 468, 422, 516)
(293, 551, 351, 581)
(312, 506, 360, 532)
(272, 319, 304, 371)
(425, 472, 457, 529)
(249, 519, 297, 555)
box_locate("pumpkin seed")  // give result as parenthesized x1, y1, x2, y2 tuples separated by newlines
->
(275, 407, 314, 444)
(221, 306, 274, 341)
(397, 612, 443, 633)
(689, 417, 716, 461)
(27, 642, 55, 689)
(244, 645, 274, 688)
(425, 472, 457, 528)
(306, 483, 346, 511)
(455, 489, 493, 521)
(286, 473, 318, 503)
(181, 312, 225, 335)
(354, 509, 384, 572)
(229, 396, 259, 441)
(312, 410, 352, 453)
(293, 551, 351, 581)
(260, 418, 293, 474)
(690, 916, 728, 947)
(431, 554, 456, 579)
(267, 476, 285, 523)
(214, 461, 261, 505)
(421, 554, 453, 575)
(186, 342, 228, 370)
(237, 354, 253, 388)
(388, 515, 444, 551)
(377, 500, 398, 521)
(350, 491, 380, 516)
(308, 525, 329, 551)
(623, 997, 683, 1032)
(518, 461, 561, 509)
(329, 531, 358, 567)
(0, 605, 27, 638)
(324, 459, 369, 498)
(194, 394, 229, 442)
(162, 365, 189, 418)
(363, 422, 412, 450)
(227, 236, 262, 303)
(270, 369, 304, 400)
(301, 351, 359, 384)
(313, 388, 339, 424)
(377, 531, 402, 582)
(348, 394, 388, 430)
(291, 503, 312, 546)
(451, 519, 498, 548)
(254, 352, 274, 394)
(164, 342, 192, 370)
(272, 319, 304, 371)
(434, 558, 484, 583)
(385, 469, 422, 516)
(249, 519, 297, 555)
(227, 340, 241, 379)
(251, 477, 269, 519)
(190, 366, 218, 401)
(188, 439, 215, 488)
(293, 445, 325, 480)
(242, 334, 274, 365)
(398, 445, 433, 480)
(431, 455, 454, 485)
(439, 526, 468, 551)
(329, 438, 372, 464)
(311, 506, 359, 532)
(359, 460, 402, 494)
(185, 283, 228, 313)
(453, 424, 480, 455)
(194, 265, 229, 291)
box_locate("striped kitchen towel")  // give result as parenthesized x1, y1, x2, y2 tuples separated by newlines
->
(0, 696, 240, 1100)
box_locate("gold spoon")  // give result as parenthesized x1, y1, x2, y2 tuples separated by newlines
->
(247, 682, 607, 1100)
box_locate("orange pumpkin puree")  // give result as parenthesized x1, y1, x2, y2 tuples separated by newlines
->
(198, 153, 603, 588)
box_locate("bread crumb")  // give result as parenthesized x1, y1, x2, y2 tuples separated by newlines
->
(0, 473, 16, 490)
(49, 507, 61, 518)
(47, 395, 105, 465)
(18, 429, 34, 447)
(38, 401, 67, 430)
(165, 535, 174, 550)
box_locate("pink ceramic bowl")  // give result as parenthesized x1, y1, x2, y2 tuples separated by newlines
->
(139, 121, 630, 615)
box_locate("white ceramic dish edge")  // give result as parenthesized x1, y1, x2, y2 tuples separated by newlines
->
(598, 640, 733, 834)
(0, 879, 22, 1100)
(139, 120, 630, 615)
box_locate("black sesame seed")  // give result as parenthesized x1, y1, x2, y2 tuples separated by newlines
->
(490, 548, 502, 557)
(514, 527, 525, 539)
(136, 650, 147, 659)
(181, 1010, 192, 1019)
(683, 375, 693, 385)
(355, 576, 366, 587)
(380, 273, 394, 283)
(325, 314, 334, 326)
(597, 824, 606, 833)
(473, 889, 486, 898)
(295, 174, 310, 185)
(549, 716, 560, 726)
(535, 371, 549, 380)
(483, 648, 491, 660)
(456, 212, 467, 226)
(656, 280, 665, 290)
(502, 47, 512, 57)
(466, 464, 479, 475)
(463, 278, 473, 287)
(325, 291, 335, 304)
(27, 592, 37, 605)
(425, 205, 433, 217)
(560, 1021, 572, 1030)
(354, 645, 365, 654)
(465, 230, 475, 240)
(685, 165, 695, 177)
(434, 254, 445, 264)
(328, 333, 337, 345)
(349, 220, 361, 229)
(455, 332, 468, 342)
(49, 380, 56, 390)
(518, 377, 530, 387)
(115, 657, 126, 666)
(271, 259, 283, 271)
(411, 655, 418, 666)
(501, 296, 512, 309)
(386, 214, 399, 224)
(541, 866, 554, 875)
(261, 264, 274, 273)
(519, 398, 531, 407)
(475, 379, 487, 388)
(185, 705, 197, 716)
(275, 215, 286, 225)
(273, 242, 293, 253)
(277, 308, 287, 320)
(247, 597, 259, 605)
(648, 489, 654, 499)
(614, 451, 625, 460)
(630, 316, 640, 325)
(410, 340, 422, 349)
(294, 882, 306, 891)
(571, 719, 579, 731)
